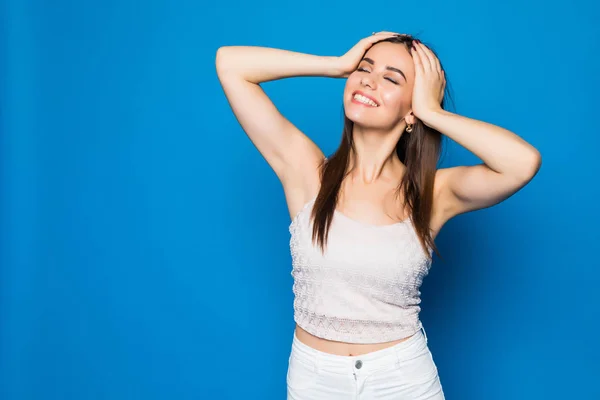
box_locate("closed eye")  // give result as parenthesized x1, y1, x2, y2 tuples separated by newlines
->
(357, 67, 399, 85)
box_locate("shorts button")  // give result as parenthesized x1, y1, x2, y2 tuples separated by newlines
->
(355, 360, 362, 369)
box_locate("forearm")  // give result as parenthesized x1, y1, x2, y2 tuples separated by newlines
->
(215, 46, 342, 83)
(421, 109, 542, 179)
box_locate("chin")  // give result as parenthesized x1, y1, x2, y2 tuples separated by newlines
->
(345, 110, 367, 125)
(344, 107, 387, 130)
(344, 101, 374, 124)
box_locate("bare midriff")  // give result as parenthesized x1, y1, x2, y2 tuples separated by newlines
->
(294, 324, 415, 357)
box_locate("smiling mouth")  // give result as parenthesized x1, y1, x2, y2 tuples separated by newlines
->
(351, 92, 379, 107)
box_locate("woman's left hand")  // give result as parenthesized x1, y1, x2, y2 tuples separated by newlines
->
(410, 41, 446, 121)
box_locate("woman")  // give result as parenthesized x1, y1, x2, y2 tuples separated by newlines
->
(216, 32, 541, 399)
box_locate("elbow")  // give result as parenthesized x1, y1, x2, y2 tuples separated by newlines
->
(529, 149, 542, 175)
(215, 46, 228, 75)
(215, 46, 237, 77)
(520, 150, 542, 182)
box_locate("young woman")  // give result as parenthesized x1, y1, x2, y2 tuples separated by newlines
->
(216, 32, 541, 399)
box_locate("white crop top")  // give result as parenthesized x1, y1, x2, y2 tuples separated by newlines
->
(289, 196, 433, 344)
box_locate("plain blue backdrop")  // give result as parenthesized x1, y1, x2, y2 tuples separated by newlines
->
(2, 0, 599, 399)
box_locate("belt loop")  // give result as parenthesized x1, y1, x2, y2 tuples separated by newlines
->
(421, 325, 428, 344)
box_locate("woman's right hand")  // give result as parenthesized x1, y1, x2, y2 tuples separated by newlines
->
(336, 31, 408, 78)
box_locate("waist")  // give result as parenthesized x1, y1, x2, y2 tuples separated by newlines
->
(294, 324, 417, 356)
(290, 325, 429, 375)
(293, 308, 423, 344)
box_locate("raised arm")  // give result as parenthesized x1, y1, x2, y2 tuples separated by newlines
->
(215, 33, 400, 211)
(410, 41, 542, 221)
(215, 46, 339, 202)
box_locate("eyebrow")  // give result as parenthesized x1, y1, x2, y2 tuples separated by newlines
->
(362, 57, 406, 82)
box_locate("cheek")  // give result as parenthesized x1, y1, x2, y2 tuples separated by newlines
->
(382, 90, 410, 111)
(344, 75, 360, 95)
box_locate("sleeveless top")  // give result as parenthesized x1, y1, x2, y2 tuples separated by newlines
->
(289, 196, 433, 344)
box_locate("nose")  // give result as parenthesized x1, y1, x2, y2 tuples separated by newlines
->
(360, 75, 376, 89)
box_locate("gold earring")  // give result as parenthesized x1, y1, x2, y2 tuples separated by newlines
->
(406, 123, 413, 133)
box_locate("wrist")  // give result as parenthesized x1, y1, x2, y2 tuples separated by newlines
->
(325, 56, 346, 78)
(419, 107, 446, 120)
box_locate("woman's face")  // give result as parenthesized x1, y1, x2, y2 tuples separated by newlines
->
(343, 41, 415, 130)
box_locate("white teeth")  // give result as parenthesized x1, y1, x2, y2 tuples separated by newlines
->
(353, 94, 378, 107)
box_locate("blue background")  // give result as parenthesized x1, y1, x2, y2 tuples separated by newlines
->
(2, 0, 599, 399)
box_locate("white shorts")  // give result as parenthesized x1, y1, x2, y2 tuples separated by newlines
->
(287, 327, 445, 399)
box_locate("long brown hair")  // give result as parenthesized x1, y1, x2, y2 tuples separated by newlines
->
(311, 35, 453, 261)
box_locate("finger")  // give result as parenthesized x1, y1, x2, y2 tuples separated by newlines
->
(411, 45, 423, 72)
(372, 31, 404, 36)
(416, 43, 436, 72)
(430, 52, 443, 78)
(440, 74, 446, 101)
(364, 33, 400, 48)
(361, 33, 398, 51)
(370, 31, 409, 41)
(419, 43, 443, 76)
(369, 32, 402, 41)
(364, 32, 396, 42)
(413, 43, 431, 71)
(422, 45, 443, 80)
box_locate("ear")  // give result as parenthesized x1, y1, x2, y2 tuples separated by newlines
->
(405, 112, 416, 126)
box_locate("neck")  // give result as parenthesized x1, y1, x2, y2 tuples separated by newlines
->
(348, 124, 407, 184)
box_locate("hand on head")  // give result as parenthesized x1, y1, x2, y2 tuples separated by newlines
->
(410, 41, 446, 120)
